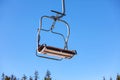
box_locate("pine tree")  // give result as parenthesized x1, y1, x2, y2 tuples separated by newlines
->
(1, 73, 5, 80)
(34, 71, 39, 80)
(103, 76, 105, 80)
(22, 74, 27, 80)
(110, 77, 112, 80)
(44, 70, 51, 80)
(5, 76, 10, 80)
(11, 74, 16, 80)
(29, 76, 33, 80)
(13, 77, 17, 80)
(117, 74, 120, 80)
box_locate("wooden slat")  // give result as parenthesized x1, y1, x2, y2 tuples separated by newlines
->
(37, 44, 76, 59)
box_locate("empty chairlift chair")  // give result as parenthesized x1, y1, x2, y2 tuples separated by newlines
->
(36, 0, 77, 60)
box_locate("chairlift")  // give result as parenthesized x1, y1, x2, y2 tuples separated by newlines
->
(36, 0, 77, 61)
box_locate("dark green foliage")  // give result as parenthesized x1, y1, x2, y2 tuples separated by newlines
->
(5, 76, 10, 80)
(103, 74, 120, 80)
(110, 77, 112, 80)
(1, 72, 120, 80)
(34, 71, 39, 80)
(44, 70, 51, 80)
(117, 74, 120, 80)
(10, 74, 16, 80)
(103, 76, 105, 80)
(1, 71, 40, 80)
(22, 74, 27, 80)
(1, 73, 5, 80)
(29, 76, 33, 80)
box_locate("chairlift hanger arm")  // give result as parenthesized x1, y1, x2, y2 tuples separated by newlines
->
(51, 0, 66, 18)
(62, 0, 65, 15)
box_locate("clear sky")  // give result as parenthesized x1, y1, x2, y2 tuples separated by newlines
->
(0, 0, 120, 80)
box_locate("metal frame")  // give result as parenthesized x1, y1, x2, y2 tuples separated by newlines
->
(36, 0, 76, 60)
(38, 15, 70, 50)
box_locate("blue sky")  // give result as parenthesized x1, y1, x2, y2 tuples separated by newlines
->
(0, 0, 120, 80)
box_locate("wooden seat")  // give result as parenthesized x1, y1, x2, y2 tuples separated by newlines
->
(37, 44, 76, 59)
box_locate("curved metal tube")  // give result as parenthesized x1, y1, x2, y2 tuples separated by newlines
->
(58, 19, 70, 49)
(37, 16, 51, 48)
(37, 15, 70, 50)
(39, 15, 65, 41)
